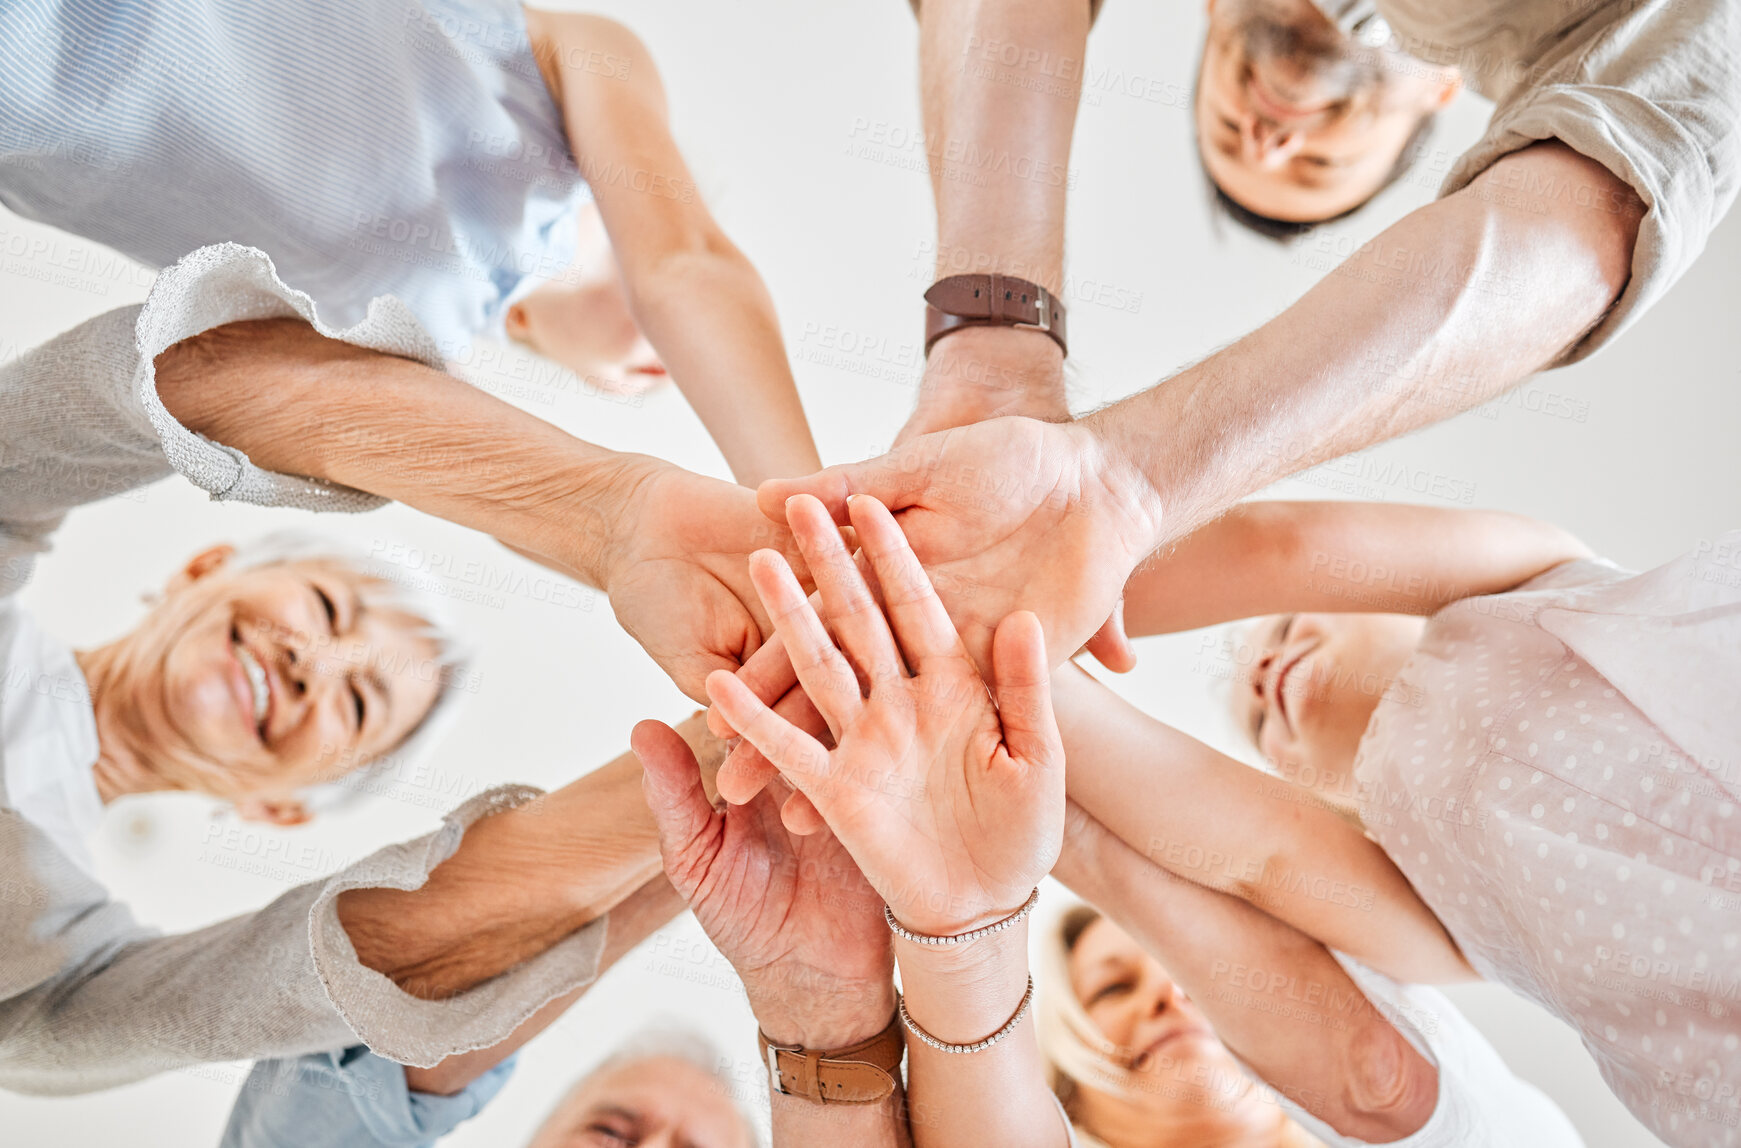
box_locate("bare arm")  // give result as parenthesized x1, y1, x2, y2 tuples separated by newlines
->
(1055, 803, 1441, 1141)
(527, 11, 819, 485)
(1054, 666, 1473, 984)
(336, 713, 724, 1001)
(899, 0, 1089, 437)
(1092, 142, 1645, 546)
(402, 875, 685, 1095)
(1122, 501, 1593, 637)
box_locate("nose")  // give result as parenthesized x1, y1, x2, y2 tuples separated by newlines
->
(1239, 108, 1303, 167)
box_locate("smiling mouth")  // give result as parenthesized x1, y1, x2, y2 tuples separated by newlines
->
(232, 630, 269, 738)
(1133, 1025, 1210, 1070)
(1273, 645, 1313, 735)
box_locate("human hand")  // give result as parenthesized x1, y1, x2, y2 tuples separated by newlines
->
(634, 719, 895, 1048)
(598, 463, 811, 703)
(706, 493, 1065, 936)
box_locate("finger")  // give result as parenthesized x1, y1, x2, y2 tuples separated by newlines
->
(786, 495, 903, 686)
(990, 611, 1064, 772)
(716, 684, 827, 804)
(755, 445, 930, 527)
(779, 789, 827, 835)
(706, 632, 798, 738)
(847, 494, 964, 668)
(631, 719, 717, 894)
(706, 670, 834, 791)
(748, 549, 863, 736)
(1082, 599, 1138, 674)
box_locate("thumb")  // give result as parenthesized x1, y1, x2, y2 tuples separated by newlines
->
(990, 611, 1064, 773)
(756, 449, 921, 527)
(632, 719, 718, 892)
(1082, 598, 1138, 674)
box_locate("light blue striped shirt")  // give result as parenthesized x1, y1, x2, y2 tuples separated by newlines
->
(0, 0, 589, 351)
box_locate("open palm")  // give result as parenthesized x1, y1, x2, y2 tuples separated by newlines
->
(634, 720, 893, 1030)
(707, 494, 1064, 937)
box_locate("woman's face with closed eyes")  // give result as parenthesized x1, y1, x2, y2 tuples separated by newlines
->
(110, 545, 444, 816)
(525, 1056, 753, 1148)
(1231, 612, 1425, 805)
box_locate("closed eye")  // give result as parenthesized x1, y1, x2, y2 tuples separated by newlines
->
(312, 585, 337, 636)
(1090, 979, 1134, 1005)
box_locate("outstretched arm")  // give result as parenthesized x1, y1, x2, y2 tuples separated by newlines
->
(1120, 501, 1592, 638)
(897, 0, 1089, 438)
(526, 10, 820, 486)
(1054, 665, 1473, 985)
(336, 713, 724, 1001)
(1090, 141, 1643, 545)
(155, 315, 806, 702)
(1055, 803, 1441, 1142)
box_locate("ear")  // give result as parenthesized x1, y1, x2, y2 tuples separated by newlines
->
(1431, 69, 1464, 110)
(173, 544, 235, 587)
(233, 795, 314, 827)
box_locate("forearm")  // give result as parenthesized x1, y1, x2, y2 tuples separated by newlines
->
(1122, 501, 1593, 636)
(338, 713, 724, 999)
(154, 318, 648, 586)
(629, 245, 821, 485)
(403, 875, 684, 1095)
(906, 0, 1087, 427)
(1055, 812, 1439, 1140)
(1092, 142, 1643, 549)
(900, 926, 1064, 1148)
(1055, 666, 1471, 983)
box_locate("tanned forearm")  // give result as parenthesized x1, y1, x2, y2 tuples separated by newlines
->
(154, 317, 653, 588)
(1091, 142, 1644, 549)
(337, 714, 724, 1001)
(403, 875, 686, 1095)
(1121, 501, 1593, 636)
(903, 0, 1089, 432)
(1054, 666, 1473, 984)
(1056, 807, 1440, 1140)
(529, 10, 820, 486)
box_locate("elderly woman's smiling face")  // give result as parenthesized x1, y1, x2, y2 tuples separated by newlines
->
(104, 544, 445, 814)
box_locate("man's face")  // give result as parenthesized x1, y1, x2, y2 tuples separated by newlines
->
(526, 1056, 753, 1148)
(1195, 0, 1458, 222)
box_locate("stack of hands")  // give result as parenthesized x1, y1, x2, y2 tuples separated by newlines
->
(637, 490, 1070, 1143)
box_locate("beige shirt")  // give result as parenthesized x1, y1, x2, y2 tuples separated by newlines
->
(0, 244, 608, 1094)
(1352, 0, 1741, 362)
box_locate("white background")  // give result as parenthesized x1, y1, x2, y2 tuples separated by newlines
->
(2, 0, 1737, 1144)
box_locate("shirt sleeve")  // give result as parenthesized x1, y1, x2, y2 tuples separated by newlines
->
(219, 1046, 515, 1148)
(0, 242, 448, 601)
(1440, 0, 1741, 363)
(1270, 959, 1586, 1148)
(0, 785, 608, 1096)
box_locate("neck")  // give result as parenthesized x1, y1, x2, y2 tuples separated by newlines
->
(1098, 1077, 1298, 1148)
(74, 643, 167, 804)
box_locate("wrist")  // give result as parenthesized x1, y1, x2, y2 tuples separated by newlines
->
(1067, 415, 1166, 561)
(917, 327, 1066, 413)
(897, 921, 1032, 1043)
(748, 973, 898, 1049)
(572, 452, 665, 589)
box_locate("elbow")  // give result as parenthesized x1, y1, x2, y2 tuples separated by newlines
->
(1340, 1020, 1440, 1140)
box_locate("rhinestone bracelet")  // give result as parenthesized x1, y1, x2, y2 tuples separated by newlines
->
(884, 887, 1040, 948)
(898, 974, 1035, 1055)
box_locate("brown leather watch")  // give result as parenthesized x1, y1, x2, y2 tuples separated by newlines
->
(923, 273, 1068, 358)
(757, 1012, 904, 1104)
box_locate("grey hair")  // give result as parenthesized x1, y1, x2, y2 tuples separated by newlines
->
(537, 1026, 753, 1140)
(223, 531, 474, 810)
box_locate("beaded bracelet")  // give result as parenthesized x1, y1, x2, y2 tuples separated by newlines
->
(898, 975, 1035, 1055)
(883, 887, 1041, 948)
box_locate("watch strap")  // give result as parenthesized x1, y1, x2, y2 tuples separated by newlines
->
(758, 1012, 904, 1104)
(924, 273, 1068, 358)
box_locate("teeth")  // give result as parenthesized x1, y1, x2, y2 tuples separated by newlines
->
(235, 642, 269, 728)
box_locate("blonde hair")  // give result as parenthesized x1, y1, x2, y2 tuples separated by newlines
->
(1035, 902, 1135, 1148)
